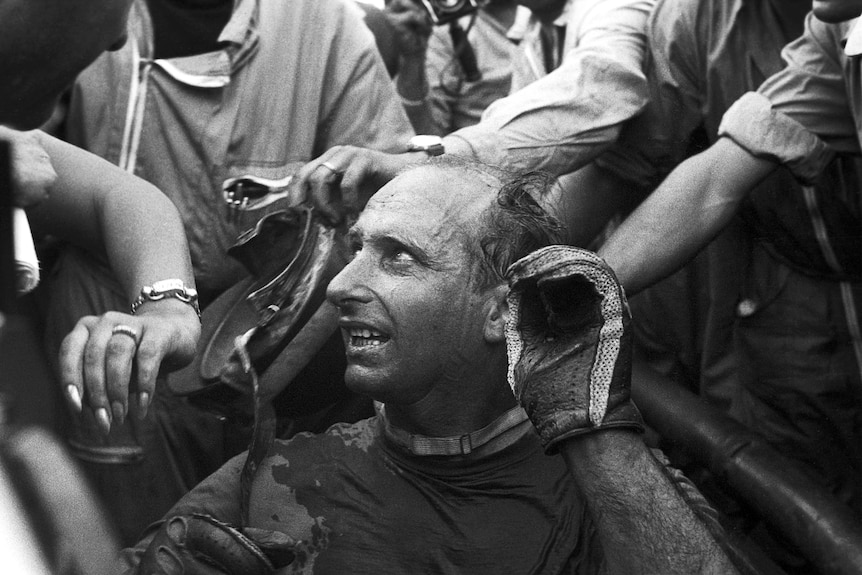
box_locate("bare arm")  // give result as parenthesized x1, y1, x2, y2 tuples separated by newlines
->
(384, 0, 440, 135)
(598, 138, 777, 296)
(26, 132, 200, 431)
(506, 246, 738, 574)
(559, 431, 737, 574)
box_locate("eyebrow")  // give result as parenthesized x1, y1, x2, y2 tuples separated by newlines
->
(347, 226, 441, 269)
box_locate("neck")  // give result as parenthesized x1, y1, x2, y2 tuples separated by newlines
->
(484, 0, 519, 28)
(531, 1, 566, 25)
(384, 357, 516, 438)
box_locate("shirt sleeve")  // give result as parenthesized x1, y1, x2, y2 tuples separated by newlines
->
(446, 0, 654, 176)
(314, 1, 415, 156)
(595, 0, 708, 187)
(717, 14, 853, 182)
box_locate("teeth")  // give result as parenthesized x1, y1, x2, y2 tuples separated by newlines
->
(348, 328, 384, 338)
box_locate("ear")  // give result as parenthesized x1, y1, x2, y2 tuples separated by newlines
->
(483, 284, 510, 344)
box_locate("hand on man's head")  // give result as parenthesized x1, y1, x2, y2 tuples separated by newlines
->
(291, 145, 423, 226)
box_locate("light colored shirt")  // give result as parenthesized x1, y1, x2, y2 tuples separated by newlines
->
(718, 14, 860, 183)
(444, 0, 656, 176)
(424, 7, 517, 135)
(64, 0, 414, 295)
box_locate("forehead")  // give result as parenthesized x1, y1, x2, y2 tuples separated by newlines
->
(357, 165, 498, 242)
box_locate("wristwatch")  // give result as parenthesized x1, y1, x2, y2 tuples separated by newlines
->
(131, 279, 201, 318)
(407, 135, 445, 157)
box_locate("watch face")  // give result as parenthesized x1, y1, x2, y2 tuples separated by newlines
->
(410, 135, 443, 148)
(408, 135, 445, 156)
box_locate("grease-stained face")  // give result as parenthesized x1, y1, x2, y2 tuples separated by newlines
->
(0, 0, 133, 129)
(811, 0, 862, 22)
(326, 165, 500, 408)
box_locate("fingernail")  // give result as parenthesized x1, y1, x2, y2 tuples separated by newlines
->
(138, 392, 150, 419)
(66, 385, 82, 412)
(95, 407, 111, 434)
(111, 401, 126, 426)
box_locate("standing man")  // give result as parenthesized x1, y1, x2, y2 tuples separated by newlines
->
(598, 0, 862, 522)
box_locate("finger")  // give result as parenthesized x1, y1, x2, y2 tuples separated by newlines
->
(81, 321, 116, 434)
(103, 324, 141, 426)
(132, 327, 168, 420)
(308, 162, 346, 225)
(58, 318, 97, 413)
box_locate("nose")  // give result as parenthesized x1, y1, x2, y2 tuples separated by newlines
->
(326, 252, 374, 308)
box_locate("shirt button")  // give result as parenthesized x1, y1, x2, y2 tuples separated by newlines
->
(736, 298, 758, 318)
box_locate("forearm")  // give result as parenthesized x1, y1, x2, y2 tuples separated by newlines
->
(396, 55, 441, 136)
(559, 430, 738, 574)
(447, 67, 631, 175)
(28, 133, 196, 305)
(598, 139, 775, 296)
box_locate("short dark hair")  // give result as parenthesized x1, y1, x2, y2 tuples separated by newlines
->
(477, 170, 564, 289)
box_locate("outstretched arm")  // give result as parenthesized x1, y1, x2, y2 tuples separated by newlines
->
(25, 131, 200, 432)
(598, 137, 777, 297)
(505, 246, 738, 573)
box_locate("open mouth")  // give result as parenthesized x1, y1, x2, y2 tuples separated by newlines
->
(346, 327, 390, 348)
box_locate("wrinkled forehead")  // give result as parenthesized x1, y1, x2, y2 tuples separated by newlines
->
(364, 165, 499, 227)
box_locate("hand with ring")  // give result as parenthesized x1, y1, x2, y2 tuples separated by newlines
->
(290, 145, 423, 225)
(58, 303, 201, 434)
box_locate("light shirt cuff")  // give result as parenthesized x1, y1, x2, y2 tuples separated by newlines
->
(717, 92, 834, 184)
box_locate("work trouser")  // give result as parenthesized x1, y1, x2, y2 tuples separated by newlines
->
(630, 223, 862, 516)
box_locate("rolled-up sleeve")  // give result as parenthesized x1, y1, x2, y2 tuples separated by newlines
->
(718, 92, 835, 184)
(446, 0, 655, 176)
(717, 14, 856, 183)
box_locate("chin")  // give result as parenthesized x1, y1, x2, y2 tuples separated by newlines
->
(0, 94, 58, 131)
(812, 1, 862, 22)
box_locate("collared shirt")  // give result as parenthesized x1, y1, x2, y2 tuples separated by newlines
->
(444, 0, 656, 176)
(64, 0, 414, 296)
(598, 0, 861, 279)
(598, 0, 797, 187)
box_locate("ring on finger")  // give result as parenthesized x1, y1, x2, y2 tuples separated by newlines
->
(319, 161, 342, 176)
(111, 324, 140, 344)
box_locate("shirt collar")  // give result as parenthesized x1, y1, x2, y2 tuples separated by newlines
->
(377, 402, 532, 457)
(137, 0, 260, 87)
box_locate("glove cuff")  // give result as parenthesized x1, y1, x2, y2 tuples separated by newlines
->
(539, 401, 644, 454)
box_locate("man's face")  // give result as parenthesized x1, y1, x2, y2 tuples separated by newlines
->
(0, 0, 133, 129)
(326, 166, 499, 406)
(812, 0, 862, 22)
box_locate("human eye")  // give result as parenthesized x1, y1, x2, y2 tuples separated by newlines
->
(347, 236, 363, 260)
(382, 241, 419, 271)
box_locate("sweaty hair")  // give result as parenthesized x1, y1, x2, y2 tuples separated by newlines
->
(477, 170, 564, 289)
(402, 156, 564, 289)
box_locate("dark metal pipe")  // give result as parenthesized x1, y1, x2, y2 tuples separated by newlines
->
(631, 356, 862, 575)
